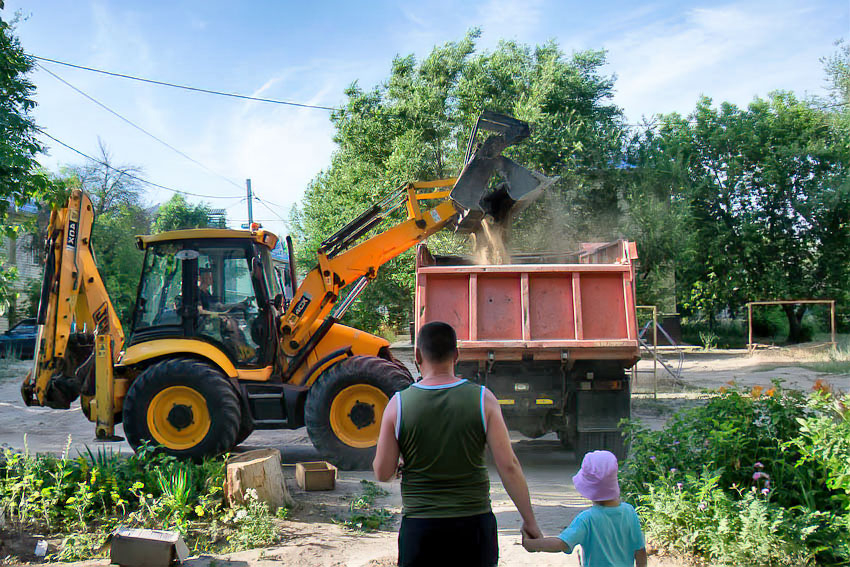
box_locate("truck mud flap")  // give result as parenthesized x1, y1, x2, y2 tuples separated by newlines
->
(576, 389, 630, 432)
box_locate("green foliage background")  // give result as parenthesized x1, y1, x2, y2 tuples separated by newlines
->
(292, 31, 850, 340)
(292, 30, 629, 333)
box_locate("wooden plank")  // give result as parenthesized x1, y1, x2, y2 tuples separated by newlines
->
(520, 273, 530, 341)
(572, 272, 583, 340)
(748, 303, 753, 353)
(831, 300, 837, 346)
(469, 274, 478, 341)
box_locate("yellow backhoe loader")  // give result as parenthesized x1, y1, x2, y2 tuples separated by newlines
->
(21, 112, 554, 469)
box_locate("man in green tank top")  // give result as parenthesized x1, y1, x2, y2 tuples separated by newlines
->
(374, 321, 542, 567)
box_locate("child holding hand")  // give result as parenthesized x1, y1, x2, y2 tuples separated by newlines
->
(522, 450, 647, 567)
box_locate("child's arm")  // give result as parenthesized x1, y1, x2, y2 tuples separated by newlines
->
(635, 547, 648, 567)
(521, 530, 568, 553)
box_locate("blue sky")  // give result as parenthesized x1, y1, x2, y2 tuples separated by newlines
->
(4, 0, 848, 237)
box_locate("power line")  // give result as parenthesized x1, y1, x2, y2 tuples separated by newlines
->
(34, 55, 338, 111)
(223, 197, 248, 210)
(253, 195, 291, 228)
(37, 63, 245, 191)
(37, 128, 242, 199)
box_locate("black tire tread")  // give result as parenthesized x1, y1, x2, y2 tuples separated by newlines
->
(123, 357, 241, 459)
(305, 355, 412, 470)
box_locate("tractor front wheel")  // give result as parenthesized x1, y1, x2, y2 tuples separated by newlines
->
(123, 357, 241, 459)
(305, 356, 412, 470)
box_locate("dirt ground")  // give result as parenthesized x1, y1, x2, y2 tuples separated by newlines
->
(0, 345, 847, 567)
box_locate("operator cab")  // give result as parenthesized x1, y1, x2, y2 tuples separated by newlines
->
(130, 229, 287, 368)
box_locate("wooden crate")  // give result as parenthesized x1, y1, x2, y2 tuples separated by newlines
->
(295, 461, 337, 491)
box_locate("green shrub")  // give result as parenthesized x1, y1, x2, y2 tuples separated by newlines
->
(680, 317, 746, 348)
(622, 386, 850, 565)
(0, 440, 283, 560)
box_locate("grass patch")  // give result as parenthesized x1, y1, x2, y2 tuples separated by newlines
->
(339, 480, 393, 532)
(0, 439, 287, 561)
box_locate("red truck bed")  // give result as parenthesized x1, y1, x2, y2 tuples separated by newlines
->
(415, 240, 640, 365)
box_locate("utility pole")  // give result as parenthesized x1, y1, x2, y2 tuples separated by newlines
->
(246, 178, 254, 226)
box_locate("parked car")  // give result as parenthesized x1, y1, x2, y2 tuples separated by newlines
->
(0, 318, 37, 359)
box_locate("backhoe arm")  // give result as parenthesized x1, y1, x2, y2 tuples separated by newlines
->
(281, 180, 458, 359)
(278, 111, 557, 378)
(21, 190, 125, 409)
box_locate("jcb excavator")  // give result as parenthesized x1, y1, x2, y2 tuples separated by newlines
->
(21, 112, 554, 469)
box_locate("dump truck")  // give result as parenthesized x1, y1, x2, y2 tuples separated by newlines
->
(21, 111, 554, 469)
(414, 240, 639, 459)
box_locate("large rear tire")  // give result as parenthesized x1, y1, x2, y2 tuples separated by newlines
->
(233, 405, 255, 448)
(123, 357, 241, 459)
(305, 356, 412, 470)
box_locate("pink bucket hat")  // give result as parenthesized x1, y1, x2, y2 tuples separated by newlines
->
(572, 450, 620, 501)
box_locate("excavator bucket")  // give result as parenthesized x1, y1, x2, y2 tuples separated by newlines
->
(450, 111, 557, 232)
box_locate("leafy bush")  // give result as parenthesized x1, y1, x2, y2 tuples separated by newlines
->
(340, 480, 393, 532)
(622, 385, 850, 566)
(0, 440, 285, 560)
(680, 317, 746, 349)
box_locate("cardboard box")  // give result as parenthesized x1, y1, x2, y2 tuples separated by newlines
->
(295, 461, 338, 491)
(110, 528, 189, 566)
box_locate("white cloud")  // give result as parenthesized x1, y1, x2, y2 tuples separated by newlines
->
(476, 0, 544, 45)
(602, 1, 836, 121)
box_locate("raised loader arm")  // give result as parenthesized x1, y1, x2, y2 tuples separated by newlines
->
(21, 190, 125, 413)
(279, 112, 557, 376)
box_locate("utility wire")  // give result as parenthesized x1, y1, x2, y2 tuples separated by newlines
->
(223, 197, 248, 210)
(34, 55, 338, 111)
(38, 63, 246, 191)
(253, 195, 291, 229)
(37, 128, 242, 199)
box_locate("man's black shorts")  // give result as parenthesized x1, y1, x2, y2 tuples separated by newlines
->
(398, 511, 498, 567)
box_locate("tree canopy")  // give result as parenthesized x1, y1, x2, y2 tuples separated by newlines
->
(635, 94, 850, 340)
(152, 194, 225, 233)
(293, 30, 626, 333)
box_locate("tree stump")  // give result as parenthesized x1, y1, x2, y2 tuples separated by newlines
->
(225, 448, 294, 511)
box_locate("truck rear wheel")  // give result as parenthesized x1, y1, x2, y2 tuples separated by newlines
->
(576, 431, 627, 463)
(305, 356, 412, 470)
(123, 357, 241, 459)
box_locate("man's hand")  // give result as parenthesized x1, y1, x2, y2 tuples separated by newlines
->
(521, 530, 568, 554)
(522, 521, 543, 540)
(521, 528, 535, 551)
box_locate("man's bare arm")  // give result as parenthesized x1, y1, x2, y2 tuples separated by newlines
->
(373, 395, 400, 482)
(484, 388, 542, 538)
(635, 547, 648, 567)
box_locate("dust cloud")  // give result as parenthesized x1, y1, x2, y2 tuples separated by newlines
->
(472, 218, 511, 265)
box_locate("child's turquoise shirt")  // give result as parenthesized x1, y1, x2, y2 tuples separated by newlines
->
(558, 502, 645, 567)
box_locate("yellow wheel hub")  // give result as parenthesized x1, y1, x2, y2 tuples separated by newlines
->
(329, 384, 389, 449)
(147, 386, 211, 451)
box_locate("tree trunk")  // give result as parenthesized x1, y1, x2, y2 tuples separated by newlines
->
(783, 304, 807, 344)
(225, 449, 294, 511)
